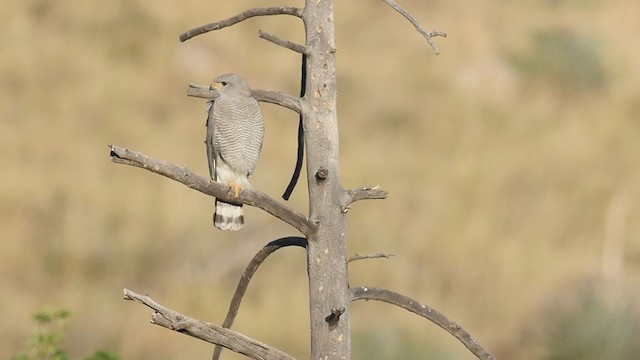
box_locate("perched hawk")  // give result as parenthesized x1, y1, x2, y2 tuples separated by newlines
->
(206, 73, 265, 231)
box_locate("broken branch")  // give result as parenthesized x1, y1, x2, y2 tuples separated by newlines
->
(350, 287, 495, 360)
(342, 186, 388, 212)
(109, 145, 316, 236)
(347, 253, 394, 263)
(179, 6, 304, 42)
(124, 289, 296, 360)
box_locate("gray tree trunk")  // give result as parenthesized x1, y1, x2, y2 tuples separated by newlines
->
(301, 1, 351, 358)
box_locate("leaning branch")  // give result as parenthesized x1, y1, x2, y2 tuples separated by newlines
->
(258, 30, 308, 55)
(109, 145, 316, 236)
(124, 289, 296, 360)
(350, 287, 495, 360)
(380, 0, 447, 55)
(187, 84, 302, 115)
(212, 237, 307, 360)
(179, 6, 303, 42)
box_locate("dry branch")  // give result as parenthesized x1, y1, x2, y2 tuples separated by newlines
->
(380, 0, 447, 55)
(109, 145, 316, 236)
(187, 84, 302, 115)
(347, 253, 394, 263)
(212, 237, 307, 360)
(342, 186, 388, 212)
(258, 30, 307, 54)
(124, 289, 296, 360)
(350, 287, 495, 360)
(345, 186, 388, 203)
(179, 6, 303, 42)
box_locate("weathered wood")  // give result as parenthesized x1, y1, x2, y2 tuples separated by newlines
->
(124, 289, 296, 360)
(109, 145, 316, 236)
(351, 287, 496, 360)
(300, 1, 352, 358)
(380, 0, 447, 55)
(258, 30, 308, 55)
(179, 6, 303, 42)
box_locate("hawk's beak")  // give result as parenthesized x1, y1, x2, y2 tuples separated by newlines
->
(209, 82, 223, 90)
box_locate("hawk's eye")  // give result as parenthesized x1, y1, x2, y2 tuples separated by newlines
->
(220, 81, 228, 86)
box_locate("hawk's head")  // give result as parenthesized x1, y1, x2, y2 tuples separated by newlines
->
(210, 73, 252, 97)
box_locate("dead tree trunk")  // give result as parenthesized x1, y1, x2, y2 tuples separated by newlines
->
(110, 1, 495, 359)
(300, 1, 351, 358)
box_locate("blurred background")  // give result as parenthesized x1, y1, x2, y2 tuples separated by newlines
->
(2, 0, 639, 359)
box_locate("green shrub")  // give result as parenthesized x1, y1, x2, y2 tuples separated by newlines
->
(353, 327, 455, 360)
(527, 282, 640, 360)
(508, 28, 608, 93)
(12, 310, 119, 360)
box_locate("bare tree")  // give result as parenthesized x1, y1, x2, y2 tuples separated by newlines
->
(110, 0, 494, 359)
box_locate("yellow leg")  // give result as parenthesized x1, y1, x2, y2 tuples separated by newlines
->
(229, 181, 243, 197)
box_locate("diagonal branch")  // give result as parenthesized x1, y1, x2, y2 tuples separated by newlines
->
(109, 145, 316, 236)
(350, 287, 495, 360)
(212, 237, 307, 360)
(187, 84, 302, 115)
(179, 7, 304, 42)
(258, 30, 308, 54)
(380, 0, 447, 55)
(124, 289, 296, 360)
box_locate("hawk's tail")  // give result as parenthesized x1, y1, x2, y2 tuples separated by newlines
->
(214, 199, 244, 231)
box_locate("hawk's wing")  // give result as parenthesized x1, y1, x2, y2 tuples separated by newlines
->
(205, 101, 216, 181)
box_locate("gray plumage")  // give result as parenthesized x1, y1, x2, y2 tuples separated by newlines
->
(206, 73, 264, 231)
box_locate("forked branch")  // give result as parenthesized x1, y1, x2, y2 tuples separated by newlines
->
(124, 289, 296, 360)
(212, 237, 307, 360)
(350, 287, 495, 360)
(380, 0, 447, 55)
(187, 84, 302, 115)
(179, 6, 303, 42)
(109, 145, 316, 235)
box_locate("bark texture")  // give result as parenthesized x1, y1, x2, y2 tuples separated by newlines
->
(300, 1, 352, 358)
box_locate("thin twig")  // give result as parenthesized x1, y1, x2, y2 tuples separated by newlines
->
(124, 289, 296, 360)
(350, 287, 495, 360)
(347, 253, 394, 263)
(258, 30, 308, 54)
(109, 145, 316, 236)
(380, 0, 447, 55)
(187, 84, 302, 115)
(179, 6, 303, 42)
(212, 237, 307, 360)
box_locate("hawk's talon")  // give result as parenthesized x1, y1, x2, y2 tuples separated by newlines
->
(229, 181, 242, 198)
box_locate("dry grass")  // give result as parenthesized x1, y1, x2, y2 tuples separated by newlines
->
(2, 0, 640, 359)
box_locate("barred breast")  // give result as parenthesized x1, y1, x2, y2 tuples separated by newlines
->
(212, 95, 265, 176)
